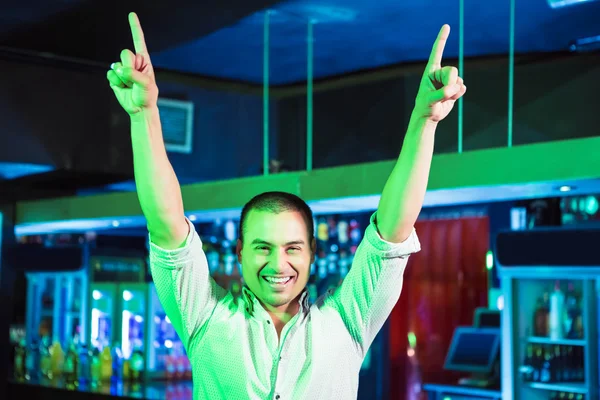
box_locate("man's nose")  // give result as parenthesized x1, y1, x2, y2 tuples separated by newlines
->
(270, 249, 288, 269)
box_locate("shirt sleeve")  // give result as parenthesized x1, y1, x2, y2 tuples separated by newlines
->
(148, 217, 227, 348)
(325, 211, 421, 354)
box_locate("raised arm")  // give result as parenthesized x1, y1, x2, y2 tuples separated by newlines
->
(326, 25, 466, 354)
(377, 24, 467, 242)
(106, 13, 225, 347)
(106, 12, 187, 249)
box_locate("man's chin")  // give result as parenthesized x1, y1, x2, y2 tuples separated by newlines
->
(262, 293, 293, 308)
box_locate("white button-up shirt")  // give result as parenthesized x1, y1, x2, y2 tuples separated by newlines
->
(149, 212, 420, 400)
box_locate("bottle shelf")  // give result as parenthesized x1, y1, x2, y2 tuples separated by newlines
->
(525, 382, 587, 394)
(525, 337, 586, 347)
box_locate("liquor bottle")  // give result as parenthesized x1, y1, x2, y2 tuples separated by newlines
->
(111, 342, 124, 382)
(90, 347, 101, 386)
(575, 346, 584, 381)
(13, 339, 26, 381)
(560, 345, 570, 382)
(209, 219, 222, 245)
(532, 345, 543, 382)
(566, 346, 575, 382)
(533, 292, 550, 336)
(337, 220, 349, 251)
(49, 340, 65, 380)
(316, 255, 329, 295)
(183, 353, 192, 379)
(327, 216, 338, 244)
(123, 358, 131, 381)
(100, 345, 113, 382)
(338, 250, 350, 279)
(63, 341, 79, 388)
(165, 347, 176, 380)
(175, 342, 186, 379)
(39, 336, 52, 379)
(206, 245, 220, 274)
(564, 283, 579, 338)
(349, 219, 361, 245)
(224, 220, 236, 242)
(540, 345, 552, 383)
(317, 217, 329, 249)
(521, 343, 534, 382)
(549, 281, 565, 340)
(78, 344, 90, 385)
(223, 243, 236, 276)
(569, 284, 584, 339)
(25, 339, 40, 381)
(129, 344, 145, 382)
(551, 345, 562, 382)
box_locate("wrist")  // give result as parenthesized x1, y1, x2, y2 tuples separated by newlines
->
(409, 108, 438, 133)
(129, 105, 159, 124)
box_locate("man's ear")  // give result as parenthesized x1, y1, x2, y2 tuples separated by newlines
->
(310, 237, 316, 264)
(236, 239, 243, 263)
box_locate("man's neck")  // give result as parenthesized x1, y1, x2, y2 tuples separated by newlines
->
(264, 300, 300, 324)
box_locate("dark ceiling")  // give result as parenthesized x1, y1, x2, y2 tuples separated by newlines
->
(1, 0, 598, 85)
(0, 0, 599, 195)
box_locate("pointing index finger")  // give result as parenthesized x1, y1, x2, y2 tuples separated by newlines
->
(128, 12, 148, 54)
(428, 24, 450, 68)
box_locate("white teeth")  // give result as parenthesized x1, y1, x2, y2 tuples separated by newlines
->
(264, 276, 291, 284)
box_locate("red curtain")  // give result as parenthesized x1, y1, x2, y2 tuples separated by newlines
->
(388, 216, 490, 400)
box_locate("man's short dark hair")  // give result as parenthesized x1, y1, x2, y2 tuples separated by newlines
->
(239, 191, 315, 244)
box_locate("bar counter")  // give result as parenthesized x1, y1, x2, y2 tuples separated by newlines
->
(8, 377, 193, 399)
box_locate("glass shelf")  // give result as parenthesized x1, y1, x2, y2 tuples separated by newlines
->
(525, 337, 586, 347)
(525, 382, 587, 394)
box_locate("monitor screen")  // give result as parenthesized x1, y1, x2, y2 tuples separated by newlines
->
(474, 308, 501, 328)
(444, 327, 500, 374)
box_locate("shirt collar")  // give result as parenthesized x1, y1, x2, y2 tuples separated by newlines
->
(242, 285, 310, 318)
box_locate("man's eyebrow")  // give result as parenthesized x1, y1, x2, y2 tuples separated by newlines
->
(250, 239, 306, 246)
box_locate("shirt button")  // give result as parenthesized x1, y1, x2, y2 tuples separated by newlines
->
(275, 395, 280, 399)
(267, 320, 271, 324)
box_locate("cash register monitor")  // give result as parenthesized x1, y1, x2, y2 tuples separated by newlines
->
(474, 307, 501, 328)
(443, 326, 501, 383)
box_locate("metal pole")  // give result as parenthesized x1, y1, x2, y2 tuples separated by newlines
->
(458, 0, 464, 153)
(306, 20, 314, 171)
(263, 11, 270, 175)
(508, 0, 515, 147)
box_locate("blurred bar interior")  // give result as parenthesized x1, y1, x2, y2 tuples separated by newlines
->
(1, 0, 600, 399)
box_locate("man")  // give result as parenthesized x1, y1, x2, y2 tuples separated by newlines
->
(107, 12, 466, 400)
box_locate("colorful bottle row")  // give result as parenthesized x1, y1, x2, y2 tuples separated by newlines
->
(14, 336, 145, 386)
(520, 344, 584, 384)
(549, 392, 585, 400)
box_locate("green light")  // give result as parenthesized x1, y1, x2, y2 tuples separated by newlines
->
(486, 250, 493, 270)
(408, 332, 417, 348)
(443, 397, 452, 400)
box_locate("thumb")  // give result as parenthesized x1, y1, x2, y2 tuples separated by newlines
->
(116, 66, 151, 87)
(429, 83, 461, 103)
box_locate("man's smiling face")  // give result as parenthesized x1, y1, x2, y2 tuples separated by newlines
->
(237, 209, 314, 312)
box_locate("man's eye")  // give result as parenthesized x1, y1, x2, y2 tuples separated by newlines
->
(288, 247, 301, 252)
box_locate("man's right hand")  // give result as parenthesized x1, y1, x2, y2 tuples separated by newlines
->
(107, 12, 158, 116)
